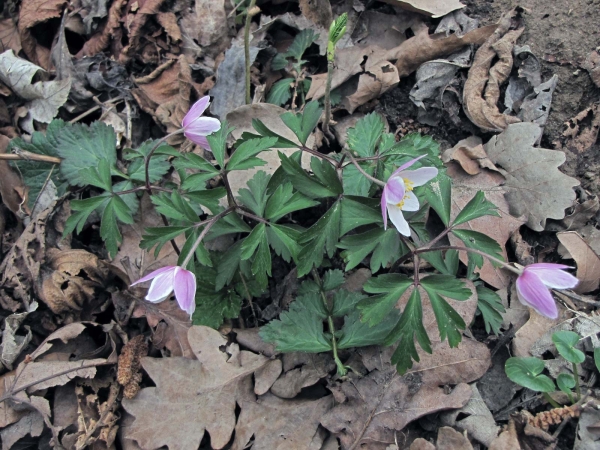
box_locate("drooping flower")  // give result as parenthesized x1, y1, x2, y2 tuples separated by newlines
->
(381, 155, 438, 236)
(515, 263, 578, 319)
(131, 266, 197, 317)
(182, 96, 221, 150)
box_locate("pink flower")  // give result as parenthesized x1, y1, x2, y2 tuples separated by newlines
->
(182, 96, 221, 151)
(516, 263, 578, 319)
(131, 266, 197, 317)
(381, 155, 438, 236)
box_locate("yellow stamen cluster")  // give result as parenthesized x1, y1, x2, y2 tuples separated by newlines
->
(395, 178, 414, 208)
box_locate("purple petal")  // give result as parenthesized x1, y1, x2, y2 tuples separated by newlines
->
(381, 188, 388, 230)
(403, 167, 438, 187)
(184, 117, 221, 136)
(388, 204, 410, 236)
(146, 270, 176, 303)
(130, 266, 175, 286)
(516, 270, 558, 319)
(182, 96, 210, 128)
(384, 177, 405, 204)
(173, 268, 197, 317)
(525, 265, 579, 290)
(188, 134, 211, 151)
(391, 155, 427, 178)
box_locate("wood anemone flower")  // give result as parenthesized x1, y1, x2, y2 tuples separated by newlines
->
(381, 155, 438, 236)
(182, 96, 221, 150)
(516, 263, 578, 319)
(131, 266, 197, 318)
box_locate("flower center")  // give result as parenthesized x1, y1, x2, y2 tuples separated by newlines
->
(395, 178, 414, 208)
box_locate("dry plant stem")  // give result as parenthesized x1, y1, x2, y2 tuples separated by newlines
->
(244, 0, 257, 105)
(0, 150, 62, 164)
(312, 269, 346, 376)
(144, 129, 184, 191)
(75, 383, 120, 450)
(345, 151, 386, 187)
(181, 207, 235, 267)
(69, 96, 124, 124)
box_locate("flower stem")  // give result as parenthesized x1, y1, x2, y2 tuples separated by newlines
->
(543, 392, 561, 409)
(345, 151, 386, 187)
(413, 245, 521, 275)
(144, 129, 184, 191)
(244, 0, 258, 105)
(572, 362, 581, 401)
(181, 207, 234, 268)
(323, 58, 335, 138)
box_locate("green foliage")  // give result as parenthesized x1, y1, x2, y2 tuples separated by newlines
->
(267, 78, 294, 106)
(272, 29, 319, 71)
(206, 122, 234, 168)
(347, 113, 385, 158)
(193, 268, 242, 329)
(552, 331, 585, 364)
(595, 348, 600, 373)
(451, 229, 504, 269)
(227, 137, 278, 171)
(557, 373, 576, 400)
(338, 227, 405, 273)
(505, 357, 556, 392)
(476, 286, 506, 335)
(281, 101, 322, 146)
(452, 191, 500, 226)
(423, 172, 452, 226)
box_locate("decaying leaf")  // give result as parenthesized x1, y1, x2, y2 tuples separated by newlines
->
(442, 136, 499, 175)
(0, 302, 37, 370)
(179, 0, 230, 58)
(583, 50, 600, 88)
(0, 410, 45, 449)
(0, 50, 71, 132)
(77, 0, 127, 58)
(117, 335, 148, 399)
(0, 134, 29, 217)
(446, 162, 526, 289)
(483, 123, 579, 231)
(379, 0, 465, 18)
(557, 231, 600, 293)
(563, 104, 600, 154)
(122, 326, 270, 450)
(232, 393, 333, 450)
(462, 9, 523, 132)
(574, 405, 600, 450)
(352, 10, 418, 50)
(270, 352, 335, 399)
(299, 0, 332, 29)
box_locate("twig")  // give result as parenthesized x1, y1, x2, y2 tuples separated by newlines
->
(0, 150, 62, 164)
(69, 96, 124, 124)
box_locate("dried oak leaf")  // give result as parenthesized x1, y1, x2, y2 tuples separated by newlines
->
(77, 0, 127, 58)
(179, 0, 230, 58)
(442, 136, 499, 175)
(563, 103, 600, 154)
(122, 326, 270, 450)
(483, 122, 579, 231)
(557, 231, 600, 294)
(0, 19, 22, 55)
(270, 352, 335, 399)
(378, 0, 465, 18)
(0, 302, 37, 370)
(446, 161, 526, 289)
(118, 0, 165, 64)
(232, 393, 333, 450)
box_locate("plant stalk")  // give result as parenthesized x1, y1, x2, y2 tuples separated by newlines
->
(323, 59, 335, 137)
(572, 362, 581, 401)
(144, 129, 184, 191)
(345, 151, 386, 187)
(244, 0, 258, 105)
(542, 392, 561, 409)
(181, 207, 234, 268)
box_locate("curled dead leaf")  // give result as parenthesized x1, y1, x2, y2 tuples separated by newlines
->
(557, 231, 600, 293)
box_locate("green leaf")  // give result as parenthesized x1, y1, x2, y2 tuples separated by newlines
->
(381, 132, 441, 161)
(280, 101, 322, 145)
(193, 268, 242, 329)
(422, 172, 452, 226)
(328, 13, 348, 48)
(476, 286, 505, 335)
(342, 162, 374, 196)
(215, 240, 244, 290)
(419, 275, 471, 300)
(175, 152, 219, 174)
(185, 188, 227, 213)
(101, 195, 134, 257)
(347, 112, 385, 157)
(322, 269, 345, 291)
(241, 223, 266, 260)
(252, 231, 272, 288)
(359, 274, 413, 326)
(259, 292, 332, 353)
(251, 119, 297, 148)
(264, 183, 319, 221)
(505, 357, 556, 392)
(267, 78, 294, 106)
(267, 224, 302, 262)
(453, 191, 500, 226)
(387, 289, 432, 375)
(420, 250, 459, 276)
(340, 196, 382, 235)
(125, 139, 175, 183)
(64, 196, 108, 236)
(552, 331, 585, 364)
(54, 121, 118, 187)
(451, 229, 504, 269)
(140, 226, 190, 257)
(310, 157, 343, 195)
(271, 53, 289, 71)
(338, 310, 400, 349)
(331, 290, 366, 317)
(557, 373, 575, 397)
(227, 137, 278, 171)
(595, 348, 600, 373)
(207, 211, 251, 240)
(151, 191, 198, 223)
(279, 152, 339, 198)
(287, 29, 319, 62)
(206, 122, 234, 168)
(297, 201, 341, 276)
(238, 171, 270, 217)
(338, 227, 403, 272)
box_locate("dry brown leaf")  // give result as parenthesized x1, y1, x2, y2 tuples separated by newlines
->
(232, 393, 333, 450)
(563, 103, 600, 154)
(156, 12, 181, 42)
(574, 406, 600, 450)
(446, 162, 526, 289)
(299, 0, 332, 29)
(379, 0, 465, 18)
(270, 352, 334, 399)
(483, 123, 579, 231)
(0, 134, 29, 216)
(353, 10, 417, 50)
(462, 9, 523, 132)
(512, 306, 570, 357)
(131, 295, 193, 358)
(436, 427, 473, 450)
(320, 370, 472, 450)
(253, 359, 282, 396)
(77, 0, 127, 57)
(0, 19, 22, 54)
(442, 136, 499, 175)
(122, 326, 270, 450)
(342, 60, 400, 113)
(410, 439, 436, 450)
(119, 0, 165, 64)
(179, 0, 230, 58)
(583, 50, 600, 89)
(557, 231, 600, 293)
(0, 302, 37, 370)
(0, 410, 44, 449)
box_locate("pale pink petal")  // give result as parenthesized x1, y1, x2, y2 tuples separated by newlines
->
(184, 117, 221, 137)
(516, 270, 558, 319)
(388, 204, 410, 236)
(384, 177, 405, 204)
(130, 266, 175, 286)
(400, 190, 419, 212)
(525, 265, 579, 290)
(381, 188, 389, 230)
(391, 155, 427, 177)
(146, 270, 175, 303)
(191, 135, 211, 151)
(182, 96, 211, 128)
(174, 268, 197, 317)
(403, 167, 438, 187)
